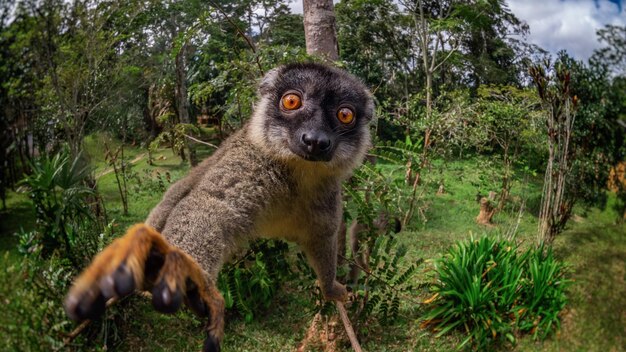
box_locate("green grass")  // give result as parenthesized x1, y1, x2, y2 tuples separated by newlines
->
(517, 211, 626, 352)
(0, 191, 34, 265)
(0, 142, 624, 351)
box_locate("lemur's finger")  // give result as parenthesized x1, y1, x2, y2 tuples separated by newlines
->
(65, 285, 106, 321)
(99, 263, 135, 299)
(151, 251, 187, 314)
(177, 264, 225, 352)
(185, 278, 209, 317)
(64, 224, 166, 322)
(202, 284, 225, 352)
(146, 245, 225, 351)
(204, 334, 221, 352)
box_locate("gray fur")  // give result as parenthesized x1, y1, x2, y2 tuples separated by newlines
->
(145, 63, 373, 299)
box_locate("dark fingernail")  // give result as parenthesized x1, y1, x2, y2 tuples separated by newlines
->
(152, 279, 182, 314)
(114, 263, 135, 296)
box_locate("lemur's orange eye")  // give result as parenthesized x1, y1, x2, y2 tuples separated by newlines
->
(281, 93, 302, 110)
(337, 107, 354, 124)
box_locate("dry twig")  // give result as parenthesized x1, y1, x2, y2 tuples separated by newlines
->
(183, 133, 219, 148)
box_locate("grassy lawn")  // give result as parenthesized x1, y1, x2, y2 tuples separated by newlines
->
(0, 139, 624, 351)
(520, 209, 626, 352)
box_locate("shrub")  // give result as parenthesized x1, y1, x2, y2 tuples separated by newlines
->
(218, 239, 290, 322)
(18, 148, 98, 258)
(421, 236, 569, 350)
(2, 223, 118, 351)
(132, 169, 172, 197)
(1, 254, 75, 351)
(518, 246, 569, 340)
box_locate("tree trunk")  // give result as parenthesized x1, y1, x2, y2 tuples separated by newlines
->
(424, 71, 433, 150)
(175, 45, 190, 125)
(414, 1, 438, 187)
(537, 100, 575, 245)
(417, 0, 433, 155)
(174, 41, 197, 166)
(143, 87, 160, 138)
(303, 0, 339, 61)
(497, 146, 512, 212)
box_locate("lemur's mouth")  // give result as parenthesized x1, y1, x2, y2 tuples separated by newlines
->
(300, 153, 332, 162)
(294, 152, 333, 162)
(288, 146, 333, 162)
(283, 137, 333, 162)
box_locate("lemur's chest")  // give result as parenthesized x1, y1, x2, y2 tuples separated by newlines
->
(253, 182, 341, 242)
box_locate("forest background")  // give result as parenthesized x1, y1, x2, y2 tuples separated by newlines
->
(0, 0, 625, 351)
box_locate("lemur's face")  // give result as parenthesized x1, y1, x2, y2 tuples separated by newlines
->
(249, 63, 373, 170)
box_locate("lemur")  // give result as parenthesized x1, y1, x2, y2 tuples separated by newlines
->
(65, 63, 374, 352)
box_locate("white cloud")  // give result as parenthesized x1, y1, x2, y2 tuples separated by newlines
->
(507, 0, 626, 60)
(290, 1, 303, 14)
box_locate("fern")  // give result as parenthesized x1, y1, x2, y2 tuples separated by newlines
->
(364, 294, 381, 316)
(217, 239, 290, 322)
(339, 140, 426, 328)
(394, 260, 421, 286)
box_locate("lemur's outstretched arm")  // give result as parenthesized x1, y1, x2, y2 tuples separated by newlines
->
(64, 224, 225, 351)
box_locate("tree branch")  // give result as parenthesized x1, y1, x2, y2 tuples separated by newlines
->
(183, 133, 219, 148)
(335, 301, 363, 352)
(206, 0, 264, 75)
(432, 45, 458, 72)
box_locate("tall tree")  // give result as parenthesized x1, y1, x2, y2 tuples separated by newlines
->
(402, 0, 463, 152)
(335, 0, 411, 94)
(530, 59, 577, 245)
(460, 0, 529, 90)
(303, 0, 339, 61)
(531, 52, 625, 244)
(593, 24, 626, 76)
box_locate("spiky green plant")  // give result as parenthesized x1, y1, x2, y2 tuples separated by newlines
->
(422, 236, 570, 350)
(19, 148, 96, 257)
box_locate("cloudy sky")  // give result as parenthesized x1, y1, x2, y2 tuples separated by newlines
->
(507, 0, 625, 60)
(291, 0, 625, 61)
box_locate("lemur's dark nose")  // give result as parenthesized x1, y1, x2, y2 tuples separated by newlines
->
(301, 132, 331, 155)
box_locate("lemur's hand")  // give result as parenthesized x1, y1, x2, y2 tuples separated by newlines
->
(322, 280, 349, 302)
(64, 224, 224, 351)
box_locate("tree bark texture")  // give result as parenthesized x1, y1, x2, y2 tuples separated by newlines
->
(175, 42, 191, 126)
(303, 0, 339, 61)
(174, 41, 197, 166)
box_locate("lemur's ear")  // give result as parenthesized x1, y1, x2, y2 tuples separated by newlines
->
(258, 67, 282, 95)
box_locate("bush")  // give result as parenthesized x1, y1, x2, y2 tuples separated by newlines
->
(421, 236, 569, 350)
(218, 239, 291, 322)
(2, 223, 118, 351)
(1, 254, 75, 351)
(18, 148, 99, 259)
